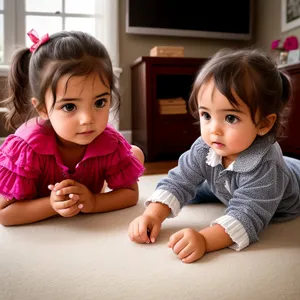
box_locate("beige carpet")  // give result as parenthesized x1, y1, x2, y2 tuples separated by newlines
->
(0, 174, 300, 300)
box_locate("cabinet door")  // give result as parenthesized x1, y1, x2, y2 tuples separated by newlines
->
(279, 72, 300, 158)
(152, 65, 201, 159)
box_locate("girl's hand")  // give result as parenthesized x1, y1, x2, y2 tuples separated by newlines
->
(168, 228, 207, 263)
(128, 214, 162, 244)
(50, 179, 96, 213)
(48, 183, 81, 217)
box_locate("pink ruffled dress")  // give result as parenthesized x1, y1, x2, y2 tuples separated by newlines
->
(0, 120, 145, 200)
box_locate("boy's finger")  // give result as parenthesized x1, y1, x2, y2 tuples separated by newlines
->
(168, 230, 184, 248)
(149, 223, 161, 243)
(139, 223, 150, 244)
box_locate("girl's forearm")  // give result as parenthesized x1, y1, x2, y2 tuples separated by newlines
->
(92, 184, 139, 213)
(0, 197, 57, 226)
(199, 224, 234, 252)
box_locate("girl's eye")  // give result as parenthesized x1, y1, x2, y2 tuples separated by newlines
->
(62, 103, 76, 112)
(225, 115, 239, 124)
(200, 112, 211, 120)
(95, 99, 107, 108)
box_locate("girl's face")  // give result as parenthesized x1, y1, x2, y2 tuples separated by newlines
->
(42, 72, 111, 147)
(197, 78, 260, 166)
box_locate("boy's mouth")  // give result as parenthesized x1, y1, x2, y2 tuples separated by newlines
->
(212, 142, 225, 148)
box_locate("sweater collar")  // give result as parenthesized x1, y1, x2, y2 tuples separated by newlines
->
(205, 135, 273, 172)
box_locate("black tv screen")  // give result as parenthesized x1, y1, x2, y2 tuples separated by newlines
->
(126, 0, 253, 41)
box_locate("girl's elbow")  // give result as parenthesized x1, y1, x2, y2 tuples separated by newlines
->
(0, 209, 14, 226)
(132, 195, 139, 206)
(128, 190, 139, 207)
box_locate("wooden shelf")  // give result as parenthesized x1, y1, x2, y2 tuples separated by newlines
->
(131, 56, 206, 162)
(278, 62, 300, 158)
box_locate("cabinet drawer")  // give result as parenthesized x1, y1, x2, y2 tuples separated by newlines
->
(155, 118, 199, 147)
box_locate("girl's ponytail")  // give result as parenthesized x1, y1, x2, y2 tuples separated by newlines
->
(2, 48, 33, 130)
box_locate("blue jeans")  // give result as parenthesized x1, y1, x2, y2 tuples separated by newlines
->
(188, 181, 221, 204)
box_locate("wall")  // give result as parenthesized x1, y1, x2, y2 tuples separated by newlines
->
(118, 0, 254, 130)
(118, 0, 300, 131)
(2, 0, 300, 134)
(0, 76, 9, 139)
(255, 0, 300, 52)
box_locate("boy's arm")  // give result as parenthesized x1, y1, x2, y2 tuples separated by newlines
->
(0, 196, 57, 226)
(143, 202, 171, 222)
(200, 224, 233, 252)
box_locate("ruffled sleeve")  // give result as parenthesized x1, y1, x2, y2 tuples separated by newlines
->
(0, 135, 41, 200)
(104, 134, 145, 190)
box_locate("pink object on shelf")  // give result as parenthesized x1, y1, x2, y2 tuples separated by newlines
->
(271, 39, 280, 50)
(283, 36, 299, 51)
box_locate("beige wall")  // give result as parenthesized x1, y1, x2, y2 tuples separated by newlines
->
(118, 0, 254, 130)
(255, 0, 300, 51)
(118, 0, 300, 130)
(2, 0, 300, 132)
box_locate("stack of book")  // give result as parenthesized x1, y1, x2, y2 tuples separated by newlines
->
(150, 46, 184, 57)
(158, 97, 187, 115)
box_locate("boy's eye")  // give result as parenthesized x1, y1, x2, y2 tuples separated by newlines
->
(226, 115, 239, 124)
(95, 99, 107, 108)
(62, 103, 76, 112)
(200, 112, 211, 120)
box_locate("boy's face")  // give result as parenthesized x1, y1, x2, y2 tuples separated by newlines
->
(43, 72, 111, 147)
(197, 78, 260, 166)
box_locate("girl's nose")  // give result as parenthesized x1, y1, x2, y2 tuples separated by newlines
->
(79, 111, 94, 125)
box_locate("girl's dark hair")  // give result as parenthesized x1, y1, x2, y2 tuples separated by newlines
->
(189, 48, 292, 142)
(1, 31, 120, 130)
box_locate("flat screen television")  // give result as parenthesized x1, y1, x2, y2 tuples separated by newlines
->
(126, 0, 253, 41)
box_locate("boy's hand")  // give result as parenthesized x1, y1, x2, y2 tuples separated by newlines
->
(168, 228, 206, 263)
(128, 214, 162, 244)
(49, 179, 96, 214)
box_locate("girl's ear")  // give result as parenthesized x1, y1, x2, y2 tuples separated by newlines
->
(257, 113, 277, 136)
(31, 98, 48, 120)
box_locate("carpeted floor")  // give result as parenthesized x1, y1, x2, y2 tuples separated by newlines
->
(0, 174, 300, 300)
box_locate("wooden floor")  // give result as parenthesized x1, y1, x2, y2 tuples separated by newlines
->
(144, 160, 178, 175)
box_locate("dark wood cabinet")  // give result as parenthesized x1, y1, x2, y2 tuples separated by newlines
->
(278, 62, 300, 159)
(131, 56, 206, 161)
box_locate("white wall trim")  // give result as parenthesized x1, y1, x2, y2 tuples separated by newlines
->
(0, 65, 9, 77)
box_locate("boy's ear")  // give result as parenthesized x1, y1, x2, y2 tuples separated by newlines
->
(257, 113, 277, 136)
(31, 98, 48, 120)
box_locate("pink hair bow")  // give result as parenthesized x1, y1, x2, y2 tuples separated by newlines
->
(27, 29, 50, 53)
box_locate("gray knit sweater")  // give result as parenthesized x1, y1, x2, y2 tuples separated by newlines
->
(146, 136, 300, 250)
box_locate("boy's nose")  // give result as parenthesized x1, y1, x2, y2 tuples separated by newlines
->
(210, 121, 222, 136)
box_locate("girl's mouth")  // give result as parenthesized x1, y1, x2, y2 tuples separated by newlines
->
(78, 131, 94, 135)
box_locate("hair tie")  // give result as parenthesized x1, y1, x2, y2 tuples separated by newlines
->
(27, 29, 50, 53)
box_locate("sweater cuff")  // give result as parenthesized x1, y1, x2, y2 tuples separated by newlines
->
(145, 189, 181, 217)
(211, 215, 250, 251)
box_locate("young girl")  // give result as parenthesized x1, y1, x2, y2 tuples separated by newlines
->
(0, 30, 145, 226)
(128, 48, 300, 263)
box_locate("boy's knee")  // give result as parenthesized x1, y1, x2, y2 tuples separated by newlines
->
(131, 145, 145, 165)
